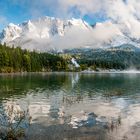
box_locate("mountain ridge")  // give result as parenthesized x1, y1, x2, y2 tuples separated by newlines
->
(1, 16, 140, 52)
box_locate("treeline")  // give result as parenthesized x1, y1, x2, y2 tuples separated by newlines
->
(77, 49, 140, 70)
(2, 43, 140, 73)
(0, 44, 68, 73)
(79, 59, 126, 71)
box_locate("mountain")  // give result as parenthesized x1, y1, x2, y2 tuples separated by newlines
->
(0, 17, 92, 51)
(0, 16, 139, 52)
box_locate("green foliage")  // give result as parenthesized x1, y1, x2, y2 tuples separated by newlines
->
(0, 44, 68, 73)
(77, 49, 140, 70)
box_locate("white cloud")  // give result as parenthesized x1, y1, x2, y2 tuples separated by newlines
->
(0, 16, 7, 24)
(4, 0, 140, 48)
(103, 0, 140, 39)
(0, 15, 8, 30)
(49, 20, 123, 50)
(57, 0, 104, 16)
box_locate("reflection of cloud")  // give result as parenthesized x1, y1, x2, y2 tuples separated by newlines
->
(2, 100, 50, 123)
(28, 103, 50, 121)
(2, 101, 22, 123)
(66, 97, 140, 139)
(113, 98, 128, 109)
(69, 111, 97, 128)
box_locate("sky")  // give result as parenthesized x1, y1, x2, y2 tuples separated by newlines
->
(0, 0, 140, 34)
(0, 0, 107, 31)
(2, 0, 140, 50)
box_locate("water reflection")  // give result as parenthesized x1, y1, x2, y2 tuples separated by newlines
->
(0, 73, 140, 139)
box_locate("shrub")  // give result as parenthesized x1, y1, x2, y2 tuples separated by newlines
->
(0, 102, 32, 140)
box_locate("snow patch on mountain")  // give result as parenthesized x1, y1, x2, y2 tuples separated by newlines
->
(0, 23, 22, 43)
(0, 16, 140, 51)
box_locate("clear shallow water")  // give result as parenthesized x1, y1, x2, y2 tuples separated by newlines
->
(0, 72, 140, 140)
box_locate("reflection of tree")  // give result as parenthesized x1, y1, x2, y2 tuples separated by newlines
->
(0, 73, 68, 100)
(77, 74, 140, 98)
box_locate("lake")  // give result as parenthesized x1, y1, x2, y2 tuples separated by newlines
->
(0, 72, 140, 140)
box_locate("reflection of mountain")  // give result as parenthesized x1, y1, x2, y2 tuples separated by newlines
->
(1, 73, 140, 139)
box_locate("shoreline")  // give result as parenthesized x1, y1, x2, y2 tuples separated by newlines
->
(81, 70, 140, 74)
(0, 70, 140, 76)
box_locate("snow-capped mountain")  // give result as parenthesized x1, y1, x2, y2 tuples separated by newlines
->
(0, 17, 93, 51)
(0, 16, 140, 51)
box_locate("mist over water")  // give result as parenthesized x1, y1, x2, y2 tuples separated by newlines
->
(0, 72, 140, 140)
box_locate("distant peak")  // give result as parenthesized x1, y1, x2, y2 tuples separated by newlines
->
(8, 23, 15, 26)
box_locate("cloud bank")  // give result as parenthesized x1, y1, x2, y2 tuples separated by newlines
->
(2, 0, 140, 50)
(7, 0, 140, 39)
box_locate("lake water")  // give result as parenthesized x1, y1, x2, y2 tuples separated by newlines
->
(0, 72, 140, 140)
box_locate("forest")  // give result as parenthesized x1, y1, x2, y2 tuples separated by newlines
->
(0, 44, 68, 73)
(1, 43, 140, 73)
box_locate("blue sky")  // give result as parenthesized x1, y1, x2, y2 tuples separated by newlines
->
(0, 0, 31, 30)
(0, 0, 132, 32)
(0, 0, 107, 31)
